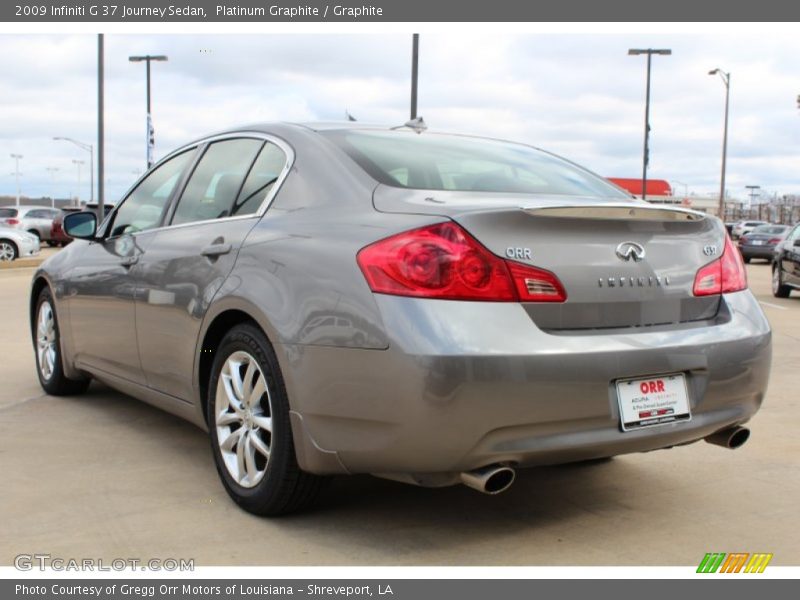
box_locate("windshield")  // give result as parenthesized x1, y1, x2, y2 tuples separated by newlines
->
(323, 129, 631, 198)
(752, 225, 786, 235)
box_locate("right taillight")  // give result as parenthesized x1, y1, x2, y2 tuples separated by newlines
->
(693, 235, 748, 296)
(6, 218, 19, 226)
(357, 221, 566, 302)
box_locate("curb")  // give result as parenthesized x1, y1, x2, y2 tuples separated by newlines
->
(0, 257, 45, 271)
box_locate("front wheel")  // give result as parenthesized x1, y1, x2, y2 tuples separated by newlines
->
(207, 323, 326, 516)
(34, 288, 91, 395)
(772, 264, 791, 298)
(0, 239, 17, 262)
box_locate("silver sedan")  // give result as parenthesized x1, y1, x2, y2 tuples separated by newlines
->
(29, 123, 771, 516)
(0, 225, 40, 261)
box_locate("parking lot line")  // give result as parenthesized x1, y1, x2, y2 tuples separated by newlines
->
(759, 301, 789, 311)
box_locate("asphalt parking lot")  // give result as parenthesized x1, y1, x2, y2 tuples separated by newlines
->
(1, 260, 798, 566)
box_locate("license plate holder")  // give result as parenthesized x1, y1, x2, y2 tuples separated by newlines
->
(616, 373, 691, 431)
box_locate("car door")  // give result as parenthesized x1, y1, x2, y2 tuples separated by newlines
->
(783, 225, 800, 285)
(66, 149, 196, 384)
(135, 136, 291, 401)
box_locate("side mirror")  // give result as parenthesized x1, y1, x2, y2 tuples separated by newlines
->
(63, 211, 97, 240)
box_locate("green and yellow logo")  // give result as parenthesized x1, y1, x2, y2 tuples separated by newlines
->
(697, 552, 773, 573)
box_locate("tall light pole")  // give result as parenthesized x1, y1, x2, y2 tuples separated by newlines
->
(10, 153, 23, 207)
(129, 54, 168, 169)
(72, 159, 85, 207)
(709, 68, 731, 220)
(45, 167, 59, 208)
(54, 137, 93, 205)
(628, 48, 672, 201)
(410, 34, 419, 120)
(97, 34, 105, 222)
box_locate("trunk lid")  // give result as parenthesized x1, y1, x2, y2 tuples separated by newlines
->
(373, 185, 725, 330)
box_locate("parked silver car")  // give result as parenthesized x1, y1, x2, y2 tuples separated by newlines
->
(30, 123, 771, 515)
(0, 225, 40, 261)
(731, 220, 769, 240)
(0, 205, 61, 245)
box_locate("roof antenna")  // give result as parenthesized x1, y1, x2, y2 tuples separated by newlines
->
(345, 110, 357, 122)
(392, 116, 427, 133)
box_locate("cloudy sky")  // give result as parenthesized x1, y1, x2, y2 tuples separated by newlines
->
(1, 32, 799, 203)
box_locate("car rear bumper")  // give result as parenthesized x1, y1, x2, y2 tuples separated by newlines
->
(739, 245, 776, 259)
(281, 290, 771, 480)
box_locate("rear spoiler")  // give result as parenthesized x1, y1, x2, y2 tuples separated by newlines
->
(523, 203, 706, 222)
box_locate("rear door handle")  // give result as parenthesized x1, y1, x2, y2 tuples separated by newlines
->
(120, 255, 139, 267)
(201, 243, 232, 258)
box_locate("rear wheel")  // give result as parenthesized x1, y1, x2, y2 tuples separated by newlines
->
(35, 288, 91, 395)
(207, 323, 326, 515)
(46, 241, 59, 248)
(772, 264, 791, 298)
(27, 229, 40, 240)
(0, 239, 17, 262)
(743, 256, 751, 264)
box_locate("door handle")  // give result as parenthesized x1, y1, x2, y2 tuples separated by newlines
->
(201, 243, 232, 258)
(120, 255, 139, 267)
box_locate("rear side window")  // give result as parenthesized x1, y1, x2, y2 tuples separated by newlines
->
(0, 208, 18, 218)
(231, 142, 288, 217)
(322, 130, 630, 198)
(171, 139, 264, 226)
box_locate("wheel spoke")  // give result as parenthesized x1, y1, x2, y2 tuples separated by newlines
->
(247, 374, 267, 408)
(242, 360, 257, 401)
(249, 431, 271, 459)
(252, 415, 272, 432)
(243, 434, 259, 482)
(220, 427, 244, 452)
(216, 410, 240, 427)
(227, 358, 245, 401)
(236, 433, 247, 480)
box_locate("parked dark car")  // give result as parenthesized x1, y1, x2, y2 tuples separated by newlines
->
(738, 225, 790, 263)
(772, 223, 800, 298)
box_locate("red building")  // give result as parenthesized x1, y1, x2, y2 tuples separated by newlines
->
(607, 178, 673, 198)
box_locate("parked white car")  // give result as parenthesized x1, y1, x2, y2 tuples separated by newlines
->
(0, 205, 61, 246)
(0, 225, 41, 261)
(731, 220, 769, 240)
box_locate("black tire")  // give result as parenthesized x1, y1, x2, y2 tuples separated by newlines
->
(772, 264, 791, 298)
(0, 239, 18, 262)
(207, 323, 326, 516)
(743, 256, 751, 264)
(46, 241, 59, 248)
(34, 287, 91, 396)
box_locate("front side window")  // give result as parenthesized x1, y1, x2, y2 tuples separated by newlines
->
(322, 129, 630, 198)
(171, 139, 264, 226)
(109, 149, 194, 237)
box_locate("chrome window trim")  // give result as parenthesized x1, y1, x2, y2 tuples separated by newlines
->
(101, 131, 295, 240)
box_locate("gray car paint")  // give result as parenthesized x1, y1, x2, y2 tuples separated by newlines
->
(30, 122, 772, 486)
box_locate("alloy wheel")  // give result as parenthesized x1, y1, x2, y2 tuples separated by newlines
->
(214, 351, 273, 488)
(772, 267, 780, 295)
(37, 301, 57, 381)
(0, 241, 15, 262)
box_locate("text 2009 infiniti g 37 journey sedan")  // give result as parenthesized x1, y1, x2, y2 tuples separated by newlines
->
(30, 123, 771, 515)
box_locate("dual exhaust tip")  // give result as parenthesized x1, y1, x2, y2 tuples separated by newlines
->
(460, 426, 750, 495)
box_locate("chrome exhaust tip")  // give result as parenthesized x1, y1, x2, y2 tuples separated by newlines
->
(705, 426, 750, 449)
(460, 465, 516, 495)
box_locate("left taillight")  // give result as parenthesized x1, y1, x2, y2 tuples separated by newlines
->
(693, 235, 748, 296)
(357, 221, 566, 302)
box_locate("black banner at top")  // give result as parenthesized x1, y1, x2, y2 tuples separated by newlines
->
(3, 0, 800, 22)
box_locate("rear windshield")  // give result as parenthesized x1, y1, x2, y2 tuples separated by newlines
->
(0, 208, 18, 218)
(752, 225, 786, 235)
(322, 130, 630, 198)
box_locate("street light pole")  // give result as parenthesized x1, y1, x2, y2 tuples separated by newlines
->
(709, 69, 731, 220)
(410, 34, 419, 120)
(45, 167, 59, 208)
(10, 153, 23, 207)
(628, 48, 672, 201)
(129, 54, 168, 169)
(53, 137, 94, 205)
(72, 159, 84, 207)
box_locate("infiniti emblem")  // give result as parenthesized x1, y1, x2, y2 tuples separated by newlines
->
(615, 241, 645, 262)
